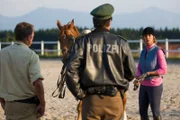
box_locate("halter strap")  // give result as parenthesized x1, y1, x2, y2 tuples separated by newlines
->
(63, 29, 74, 36)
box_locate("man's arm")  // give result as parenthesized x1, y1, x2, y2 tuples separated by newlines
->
(123, 42, 136, 81)
(0, 97, 5, 110)
(65, 39, 86, 100)
(33, 79, 45, 117)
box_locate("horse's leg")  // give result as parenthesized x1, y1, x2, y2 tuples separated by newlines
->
(77, 100, 82, 120)
(122, 93, 127, 120)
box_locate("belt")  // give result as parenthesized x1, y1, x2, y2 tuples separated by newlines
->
(14, 96, 40, 105)
(86, 86, 118, 97)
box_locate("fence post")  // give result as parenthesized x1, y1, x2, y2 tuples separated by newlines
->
(0, 42, 1, 50)
(11, 41, 14, 45)
(140, 39, 143, 53)
(57, 41, 61, 56)
(165, 38, 169, 58)
(41, 41, 44, 56)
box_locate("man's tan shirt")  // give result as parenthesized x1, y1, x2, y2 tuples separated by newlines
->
(0, 42, 44, 101)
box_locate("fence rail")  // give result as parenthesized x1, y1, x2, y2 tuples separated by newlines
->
(0, 39, 180, 58)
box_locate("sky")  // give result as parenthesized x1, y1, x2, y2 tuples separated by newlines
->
(0, 0, 180, 17)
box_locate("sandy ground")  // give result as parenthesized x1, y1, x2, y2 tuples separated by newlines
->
(0, 59, 180, 120)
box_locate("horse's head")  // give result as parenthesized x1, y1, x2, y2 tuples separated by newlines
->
(57, 19, 80, 63)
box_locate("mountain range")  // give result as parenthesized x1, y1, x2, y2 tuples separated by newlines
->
(1, 7, 180, 30)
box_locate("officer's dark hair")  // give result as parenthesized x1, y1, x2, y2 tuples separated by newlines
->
(93, 17, 112, 28)
(14, 22, 34, 41)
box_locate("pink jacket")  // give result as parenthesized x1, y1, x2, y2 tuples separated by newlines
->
(136, 44, 167, 86)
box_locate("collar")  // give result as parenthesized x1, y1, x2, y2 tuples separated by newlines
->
(15, 41, 28, 48)
(93, 28, 110, 33)
(146, 43, 155, 51)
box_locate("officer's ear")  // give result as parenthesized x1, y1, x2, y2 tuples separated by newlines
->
(107, 19, 111, 27)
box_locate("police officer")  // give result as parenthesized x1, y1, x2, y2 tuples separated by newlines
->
(65, 3, 136, 120)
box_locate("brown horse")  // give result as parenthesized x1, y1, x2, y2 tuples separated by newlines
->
(57, 19, 82, 120)
(57, 19, 80, 63)
(57, 19, 127, 120)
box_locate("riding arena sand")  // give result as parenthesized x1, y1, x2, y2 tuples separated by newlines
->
(0, 59, 180, 120)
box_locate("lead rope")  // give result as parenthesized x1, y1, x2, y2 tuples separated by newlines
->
(52, 65, 67, 98)
(52, 29, 75, 99)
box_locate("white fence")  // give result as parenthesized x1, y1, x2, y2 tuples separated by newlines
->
(0, 39, 180, 58)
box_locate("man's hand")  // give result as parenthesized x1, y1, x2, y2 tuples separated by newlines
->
(0, 102, 5, 110)
(133, 79, 141, 91)
(0, 97, 5, 110)
(36, 103, 45, 117)
(133, 79, 140, 85)
(33, 79, 45, 117)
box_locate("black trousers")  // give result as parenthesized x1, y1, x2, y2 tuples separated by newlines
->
(139, 84, 163, 119)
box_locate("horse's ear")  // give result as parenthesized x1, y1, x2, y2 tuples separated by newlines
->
(57, 20, 62, 30)
(70, 19, 74, 28)
(72, 19, 74, 24)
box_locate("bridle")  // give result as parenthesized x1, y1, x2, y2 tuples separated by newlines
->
(57, 19, 80, 63)
(62, 29, 75, 40)
(60, 29, 75, 55)
(59, 28, 77, 64)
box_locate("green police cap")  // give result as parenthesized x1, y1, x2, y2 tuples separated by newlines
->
(90, 3, 114, 20)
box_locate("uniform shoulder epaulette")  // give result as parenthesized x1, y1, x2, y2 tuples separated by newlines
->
(76, 33, 88, 40)
(117, 35, 127, 42)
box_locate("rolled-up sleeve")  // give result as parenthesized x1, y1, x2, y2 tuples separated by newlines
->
(29, 52, 44, 83)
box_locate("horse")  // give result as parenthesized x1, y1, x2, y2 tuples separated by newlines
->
(56, 19, 83, 120)
(56, 19, 127, 120)
(57, 19, 80, 64)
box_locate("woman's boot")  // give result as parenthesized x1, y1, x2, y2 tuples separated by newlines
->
(140, 117, 149, 120)
(153, 116, 162, 120)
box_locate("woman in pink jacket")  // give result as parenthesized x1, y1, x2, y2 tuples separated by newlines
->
(135, 27, 167, 120)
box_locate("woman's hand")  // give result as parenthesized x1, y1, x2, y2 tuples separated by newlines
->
(138, 73, 148, 80)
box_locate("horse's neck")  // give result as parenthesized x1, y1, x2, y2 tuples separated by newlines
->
(62, 54, 69, 64)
